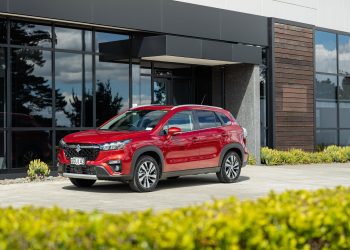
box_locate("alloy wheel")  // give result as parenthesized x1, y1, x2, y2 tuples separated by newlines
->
(137, 160, 158, 188)
(224, 155, 240, 179)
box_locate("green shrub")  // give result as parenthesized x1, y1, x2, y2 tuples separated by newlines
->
(27, 159, 50, 181)
(248, 154, 256, 165)
(261, 146, 350, 165)
(1, 187, 350, 249)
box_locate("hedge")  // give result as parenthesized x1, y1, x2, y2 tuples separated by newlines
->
(1, 187, 350, 249)
(261, 145, 350, 165)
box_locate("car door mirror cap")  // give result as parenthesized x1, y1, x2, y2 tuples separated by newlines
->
(168, 127, 182, 136)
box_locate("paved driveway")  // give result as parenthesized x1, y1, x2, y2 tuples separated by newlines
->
(1, 164, 350, 213)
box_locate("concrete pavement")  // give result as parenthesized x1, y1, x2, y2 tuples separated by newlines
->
(1, 164, 350, 213)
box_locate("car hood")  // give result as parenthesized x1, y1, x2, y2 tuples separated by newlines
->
(63, 129, 150, 144)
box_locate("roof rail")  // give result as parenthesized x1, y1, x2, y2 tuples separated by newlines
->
(131, 104, 170, 109)
(171, 104, 224, 110)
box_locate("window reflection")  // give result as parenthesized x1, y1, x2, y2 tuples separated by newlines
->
(12, 130, 52, 168)
(95, 32, 129, 53)
(84, 55, 93, 127)
(339, 102, 350, 128)
(339, 76, 350, 100)
(10, 21, 52, 47)
(0, 132, 5, 169)
(55, 52, 82, 127)
(153, 79, 167, 105)
(84, 30, 93, 52)
(315, 31, 337, 74)
(12, 49, 52, 127)
(340, 130, 350, 146)
(0, 48, 5, 127)
(96, 60, 129, 126)
(132, 65, 151, 106)
(0, 19, 6, 43)
(316, 74, 337, 100)
(316, 101, 337, 128)
(339, 35, 350, 75)
(316, 129, 337, 146)
(54, 27, 82, 51)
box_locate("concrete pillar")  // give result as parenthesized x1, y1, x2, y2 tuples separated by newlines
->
(224, 64, 260, 164)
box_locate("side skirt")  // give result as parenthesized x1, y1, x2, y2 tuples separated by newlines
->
(161, 167, 220, 179)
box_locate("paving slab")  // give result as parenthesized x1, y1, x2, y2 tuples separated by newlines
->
(0, 164, 350, 213)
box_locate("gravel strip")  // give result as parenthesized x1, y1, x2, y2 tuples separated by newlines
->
(0, 175, 67, 185)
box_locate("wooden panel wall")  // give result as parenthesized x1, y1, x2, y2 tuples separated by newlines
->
(274, 22, 314, 151)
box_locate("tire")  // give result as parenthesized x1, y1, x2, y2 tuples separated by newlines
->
(216, 151, 242, 183)
(129, 155, 160, 192)
(70, 178, 96, 188)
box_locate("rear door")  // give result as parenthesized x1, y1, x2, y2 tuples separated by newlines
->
(193, 110, 224, 168)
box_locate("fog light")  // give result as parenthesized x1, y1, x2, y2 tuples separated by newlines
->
(108, 160, 121, 172)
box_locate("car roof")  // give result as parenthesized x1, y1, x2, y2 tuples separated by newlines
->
(131, 104, 224, 112)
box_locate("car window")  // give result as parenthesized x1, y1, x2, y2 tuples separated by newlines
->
(196, 110, 221, 129)
(164, 111, 194, 133)
(216, 112, 232, 126)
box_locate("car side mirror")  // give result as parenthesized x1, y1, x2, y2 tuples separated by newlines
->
(168, 127, 182, 137)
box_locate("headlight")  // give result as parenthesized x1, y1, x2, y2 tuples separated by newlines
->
(59, 139, 67, 148)
(100, 140, 131, 151)
(242, 127, 248, 139)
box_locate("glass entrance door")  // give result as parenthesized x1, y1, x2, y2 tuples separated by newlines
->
(153, 77, 192, 105)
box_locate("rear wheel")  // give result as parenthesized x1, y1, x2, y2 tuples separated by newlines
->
(216, 151, 241, 183)
(129, 156, 160, 192)
(70, 178, 96, 188)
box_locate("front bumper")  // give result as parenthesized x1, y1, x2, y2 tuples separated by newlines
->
(59, 164, 132, 182)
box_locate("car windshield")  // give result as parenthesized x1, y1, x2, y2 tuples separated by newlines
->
(99, 110, 168, 131)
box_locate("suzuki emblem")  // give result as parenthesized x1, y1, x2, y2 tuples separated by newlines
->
(76, 144, 81, 153)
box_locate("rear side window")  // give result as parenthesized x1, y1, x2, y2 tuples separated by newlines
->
(196, 110, 221, 129)
(216, 112, 232, 126)
(165, 111, 194, 133)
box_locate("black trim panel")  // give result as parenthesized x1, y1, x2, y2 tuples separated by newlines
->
(161, 167, 220, 179)
(130, 145, 165, 177)
(219, 143, 245, 166)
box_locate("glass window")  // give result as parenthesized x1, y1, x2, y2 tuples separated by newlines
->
(100, 110, 167, 131)
(55, 52, 83, 127)
(166, 111, 194, 132)
(217, 112, 232, 126)
(153, 79, 167, 105)
(0, 19, 7, 44)
(11, 49, 52, 127)
(340, 130, 350, 146)
(315, 31, 337, 74)
(54, 27, 82, 51)
(95, 32, 129, 53)
(96, 60, 129, 126)
(84, 55, 93, 127)
(196, 110, 221, 129)
(10, 21, 52, 47)
(316, 74, 337, 100)
(339, 102, 350, 128)
(339, 35, 350, 75)
(132, 65, 151, 106)
(84, 30, 93, 52)
(12, 130, 52, 168)
(316, 129, 338, 147)
(0, 132, 5, 169)
(172, 79, 191, 105)
(0, 48, 5, 127)
(339, 76, 350, 100)
(316, 101, 337, 128)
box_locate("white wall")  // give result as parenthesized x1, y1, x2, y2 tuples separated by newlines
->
(175, 0, 350, 33)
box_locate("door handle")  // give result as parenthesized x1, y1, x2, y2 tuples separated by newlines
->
(221, 133, 229, 137)
(192, 137, 200, 143)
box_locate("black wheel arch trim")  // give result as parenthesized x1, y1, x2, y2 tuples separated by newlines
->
(130, 146, 165, 178)
(219, 143, 245, 166)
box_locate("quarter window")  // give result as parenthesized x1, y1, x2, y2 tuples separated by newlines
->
(196, 110, 221, 129)
(216, 112, 231, 126)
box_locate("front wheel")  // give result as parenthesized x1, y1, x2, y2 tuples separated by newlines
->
(70, 178, 96, 187)
(216, 151, 242, 183)
(129, 156, 160, 192)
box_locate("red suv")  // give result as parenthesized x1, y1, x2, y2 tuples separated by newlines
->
(58, 105, 248, 192)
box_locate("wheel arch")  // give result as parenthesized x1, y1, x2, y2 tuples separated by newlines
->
(219, 143, 244, 166)
(131, 146, 165, 178)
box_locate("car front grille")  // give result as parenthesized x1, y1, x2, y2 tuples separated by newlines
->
(64, 165, 97, 175)
(64, 144, 100, 161)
